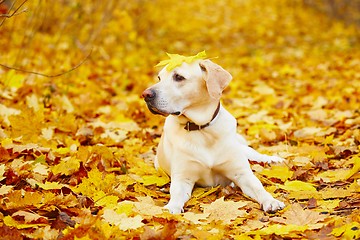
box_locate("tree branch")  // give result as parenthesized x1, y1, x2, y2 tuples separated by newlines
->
(0, 48, 93, 78)
(0, 0, 28, 26)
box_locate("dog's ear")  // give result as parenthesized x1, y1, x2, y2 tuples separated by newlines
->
(199, 60, 232, 99)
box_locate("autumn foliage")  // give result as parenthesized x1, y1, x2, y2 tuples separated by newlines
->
(0, 0, 360, 239)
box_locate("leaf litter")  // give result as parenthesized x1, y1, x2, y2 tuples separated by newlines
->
(0, 0, 360, 239)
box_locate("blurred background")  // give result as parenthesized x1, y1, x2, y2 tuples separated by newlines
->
(0, 0, 359, 136)
(1, 0, 359, 89)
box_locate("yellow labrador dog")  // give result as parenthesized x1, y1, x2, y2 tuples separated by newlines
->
(142, 59, 285, 214)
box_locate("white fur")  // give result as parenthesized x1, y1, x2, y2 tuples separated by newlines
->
(144, 60, 285, 214)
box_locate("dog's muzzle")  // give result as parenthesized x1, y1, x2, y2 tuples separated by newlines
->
(141, 89, 180, 116)
(142, 88, 156, 102)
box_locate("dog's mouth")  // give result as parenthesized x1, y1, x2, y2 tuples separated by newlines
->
(146, 103, 181, 117)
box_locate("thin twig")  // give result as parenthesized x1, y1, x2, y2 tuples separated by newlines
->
(0, 0, 28, 17)
(0, 8, 27, 17)
(0, 0, 28, 26)
(0, 48, 93, 78)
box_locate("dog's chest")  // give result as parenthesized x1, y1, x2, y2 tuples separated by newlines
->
(160, 118, 236, 186)
(182, 132, 222, 162)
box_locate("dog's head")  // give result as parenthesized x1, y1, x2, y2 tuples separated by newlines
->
(142, 59, 232, 117)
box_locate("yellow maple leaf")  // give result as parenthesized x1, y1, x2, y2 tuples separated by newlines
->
(288, 190, 321, 200)
(187, 186, 220, 206)
(0, 164, 5, 181)
(317, 199, 340, 212)
(3, 216, 47, 229)
(3, 70, 25, 89)
(134, 196, 164, 215)
(332, 222, 360, 240)
(29, 226, 59, 240)
(279, 180, 317, 192)
(320, 188, 353, 199)
(37, 181, 64, 190)
(201, 197, 248, 224)
(51, 156, 80, 175)
(32, 163, 49, 176)
(102, 209, 144, 231)
(72, 168, 117, 199)
(0, 104, 21, 126)
(5, 190, 43, 210)
(183, 211, 210, 225)
(272, 203, 327, 227)
(74, 235, 92, 240)
(155, 50, 207, 71)
(248, 224, 308, 236)
(0, 185, 13, 195)
(139, 174, 170, 187)
(315, 156, 360, 183)
(260, 165, 293, 182)
(93, 192, 119, 208)
(8, 107, 44, 143)
(115, 201, 134, 216)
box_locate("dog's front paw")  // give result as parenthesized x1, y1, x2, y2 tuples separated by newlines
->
(164, 203, 184, 214)
(262, 198, 285, 213)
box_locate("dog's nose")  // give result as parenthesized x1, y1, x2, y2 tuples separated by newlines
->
(141, 89, 156, 102)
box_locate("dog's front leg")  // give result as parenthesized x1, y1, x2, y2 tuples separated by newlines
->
(220, 159, 284, 212)
(164, 176, 195, 214)
(232, 170, 285, 212)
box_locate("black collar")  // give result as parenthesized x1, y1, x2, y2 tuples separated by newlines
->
(184, 103, 221, 131)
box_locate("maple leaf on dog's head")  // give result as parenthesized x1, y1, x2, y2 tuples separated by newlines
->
(156, 50, 207, 71)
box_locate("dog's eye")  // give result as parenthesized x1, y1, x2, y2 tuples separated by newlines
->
(157, 76, 161, 82)
(173, 73, 185, 82)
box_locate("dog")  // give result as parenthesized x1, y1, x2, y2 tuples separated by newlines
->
(142, 58, 285, 214)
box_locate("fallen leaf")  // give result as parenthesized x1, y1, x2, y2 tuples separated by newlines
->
(102, 209, 144, 231)
(260, 165, 293, 182)
(271, 203, 327, 228)
(331, 222, 360, 240)
(0, 185, 13, 195)
(32, 163, 49, 176)
(0, 103, 21, 125)
(3, 216, 47, 229)
(201, 197, 248, 224)
(279, 180, 317, 192)
(1, 1, 360, 239)
(134, 196, 164, 215)
(28, 226, 59, 240)
(139, 174, 170, 187)
(0, 164, 5, 181)
(248, 224, 308, 236)
(183, 212, 210, 225)
(12, 210, 47, 223)
(315, 156, 360, 183)
(93, 192, 119, 208)
(51, 157, 80, 176)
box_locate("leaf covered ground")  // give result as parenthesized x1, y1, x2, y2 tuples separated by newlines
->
(0, 0, 360, 239)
